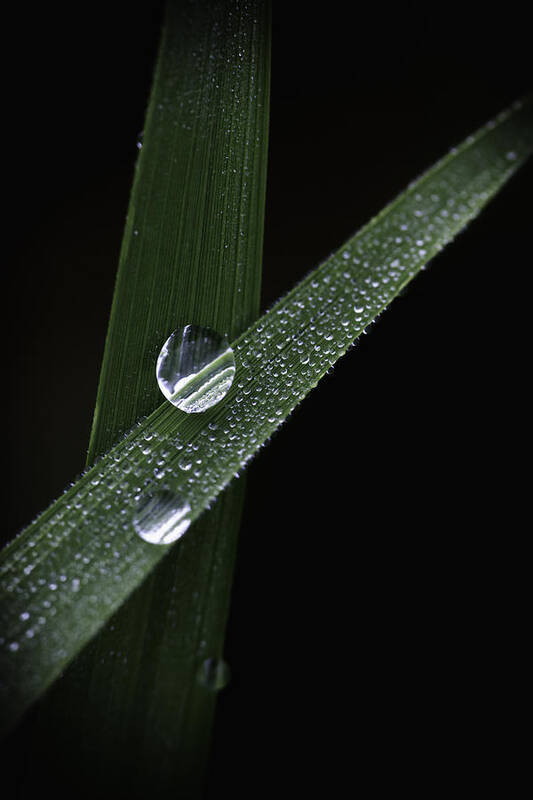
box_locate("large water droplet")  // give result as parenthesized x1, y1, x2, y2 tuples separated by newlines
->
(156, 325, 235, 413)
(133, 491, 191, 545)
(197, 657, 230, 691)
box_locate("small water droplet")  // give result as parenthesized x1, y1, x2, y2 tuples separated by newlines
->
(133, 491, 191, 545)
(156, 325, 236, 413)
(197, 657, 230, 691)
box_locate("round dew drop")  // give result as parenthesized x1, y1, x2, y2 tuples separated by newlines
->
(197, 657, 231, 692)
(156, 324, 235, 413)
(133, 490, 191, 545)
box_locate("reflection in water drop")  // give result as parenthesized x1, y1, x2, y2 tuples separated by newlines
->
(197, 657, 231, 692)
(133, 491, 191, 545)
(156, 324, 236, 413)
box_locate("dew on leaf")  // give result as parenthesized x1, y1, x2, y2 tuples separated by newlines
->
(133, 491, 191, 545)
(156, 324, 235, 413)
(197, 657, 230, 691)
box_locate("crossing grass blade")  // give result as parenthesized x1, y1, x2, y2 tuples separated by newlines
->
(1, 95, 531, 760)
(5, 1, 271, 796)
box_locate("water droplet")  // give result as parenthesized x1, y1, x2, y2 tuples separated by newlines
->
(197, 657, 230, 691)
(156, 325, 235, 413)
(133, 491, 191, 545)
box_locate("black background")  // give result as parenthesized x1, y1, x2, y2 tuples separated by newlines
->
(4, 1, 531, 795)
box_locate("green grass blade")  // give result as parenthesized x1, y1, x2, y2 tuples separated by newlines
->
(88, 2, 269, 455)
(1, 97, 531, 738)
(23, 0, 271, 795)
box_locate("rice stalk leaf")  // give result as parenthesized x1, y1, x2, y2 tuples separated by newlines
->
(18, 0, 271, 794)
(1, 96, 531, 739)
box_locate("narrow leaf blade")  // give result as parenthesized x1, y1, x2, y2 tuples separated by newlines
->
(1, 97, 531, 737)
(21, 0, 271, 795)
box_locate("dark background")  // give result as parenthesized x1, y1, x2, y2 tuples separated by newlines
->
(4, 1, 531, 795)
